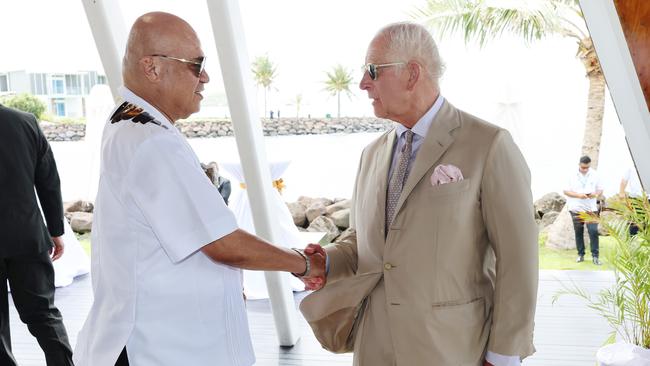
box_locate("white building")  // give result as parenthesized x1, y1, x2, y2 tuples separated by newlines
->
(0, 70, 106, 118)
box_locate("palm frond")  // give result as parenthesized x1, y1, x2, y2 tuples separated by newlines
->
(411, 0, 586, 47)
(251, 55, 278, 89)
(323, 65, 354, 97)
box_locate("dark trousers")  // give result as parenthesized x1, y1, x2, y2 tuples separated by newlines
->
(570, 211, 600, 257)
(115, 347, 129, 366)
(0, 250, 73, 366)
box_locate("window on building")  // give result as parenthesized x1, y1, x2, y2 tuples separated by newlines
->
(0, 74, 8, 92)
(83, 74, 91, 94)
(53, 99, 66, 116)
(98, 75, 107, 85)
(30, 73, 47, 95)
(65, 74, 81, 95)
(51, 76, 64, 94)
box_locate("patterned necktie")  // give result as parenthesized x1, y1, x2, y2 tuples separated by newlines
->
(385, 130, 414, 233)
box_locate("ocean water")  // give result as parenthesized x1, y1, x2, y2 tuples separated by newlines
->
(51, 111, 634, 205)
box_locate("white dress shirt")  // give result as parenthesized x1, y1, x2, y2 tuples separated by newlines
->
(389, 95, 521, 366)
(73, 87, 255, 366)
(566, 168, 602, 212)
(623, 166, 644, 198)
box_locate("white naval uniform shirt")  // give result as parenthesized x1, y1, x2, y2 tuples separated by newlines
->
(73, 87, 255, 366)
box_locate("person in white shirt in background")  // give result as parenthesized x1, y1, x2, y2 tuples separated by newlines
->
(564, 155, 603, 265)
(619, 166, 647, 235)
(73, 12, 324, 366)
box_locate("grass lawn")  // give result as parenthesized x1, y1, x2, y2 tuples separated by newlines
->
(75, 232, 616, 271)
(76, 233, 91, 256)
(538, 232, 615, 271)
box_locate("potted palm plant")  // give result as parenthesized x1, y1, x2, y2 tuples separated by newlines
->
(553, 195, 650, 365)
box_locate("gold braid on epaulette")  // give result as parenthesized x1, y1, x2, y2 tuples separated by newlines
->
(110, 101, 168, 129)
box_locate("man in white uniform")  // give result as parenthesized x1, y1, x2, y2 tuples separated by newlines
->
(73, 12, 324, 366)
(564, 155, 603, 265)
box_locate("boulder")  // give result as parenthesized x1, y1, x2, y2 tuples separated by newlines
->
(70, 212, 93, 233)
(306, 202, 327, 223)
(297, 196, 316, 208)
(325, 199, 351, 216)
(65, 200, 94, 213)
(540, 211, 559, 230)
(330, 208, 350, 229)
(534, 192, 566, 217)
(287, 201, 307, 227)
(545, 206, 576, 250)
(307, 216, 340, 243)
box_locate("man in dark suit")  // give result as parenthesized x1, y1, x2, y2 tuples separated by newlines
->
(0, 104, 74, 365)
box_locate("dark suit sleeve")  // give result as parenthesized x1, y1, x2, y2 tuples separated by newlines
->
(32, 117, 64, 237)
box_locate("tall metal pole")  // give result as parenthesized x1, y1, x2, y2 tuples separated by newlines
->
(205, 0, 301, 346)
(80, 0, 127, 101)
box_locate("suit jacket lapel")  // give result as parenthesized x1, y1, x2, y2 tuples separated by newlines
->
(375, 129, 397, 240)
(393, 101, 460, 218)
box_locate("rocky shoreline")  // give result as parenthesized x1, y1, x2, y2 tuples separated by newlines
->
(41, 117, 394, 142)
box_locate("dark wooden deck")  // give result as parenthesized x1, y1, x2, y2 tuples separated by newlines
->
(9, 270, 614, 365)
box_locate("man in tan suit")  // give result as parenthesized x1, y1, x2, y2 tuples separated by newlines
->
(301, 22, 538, 366)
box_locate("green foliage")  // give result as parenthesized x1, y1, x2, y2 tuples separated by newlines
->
(553, 195, 650, 348)
(251, 55, 278, 116)
(323, 65, 354, 97)
(1, 93, 47, 119)
(323, 65, 354, 118)
(251, 55, 277, 89)
(412, 0, 587, 47)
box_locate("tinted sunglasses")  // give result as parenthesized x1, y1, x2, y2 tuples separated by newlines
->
(151, 54, 206, 77)
(363, 62, 405, 80)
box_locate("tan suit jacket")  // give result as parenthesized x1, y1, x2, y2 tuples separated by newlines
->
(301, 100, 538, 365)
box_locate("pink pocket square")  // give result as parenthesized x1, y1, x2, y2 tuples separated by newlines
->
(431, 164, 464, 186)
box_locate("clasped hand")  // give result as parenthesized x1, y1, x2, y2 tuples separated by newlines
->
(299, 243, 327, 291)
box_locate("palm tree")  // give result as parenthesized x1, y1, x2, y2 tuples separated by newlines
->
(251, 55, 278, 118)
(294, 93, 303, 119)
(323, 65, 354, 118)
(413, 0, 604, 168)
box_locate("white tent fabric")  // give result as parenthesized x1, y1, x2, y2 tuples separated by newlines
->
(221, 161, 305, 299)
(83, 84, 114, 202)
(53, 220, 90, 287)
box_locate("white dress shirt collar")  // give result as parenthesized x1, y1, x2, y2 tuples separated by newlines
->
(395, 94, 444, 139)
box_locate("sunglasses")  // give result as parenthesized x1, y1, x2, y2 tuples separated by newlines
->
(363, 62, 405, 80)
(151, 54, 206, 77)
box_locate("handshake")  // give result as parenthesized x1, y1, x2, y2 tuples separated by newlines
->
(293, 244, 328, 291)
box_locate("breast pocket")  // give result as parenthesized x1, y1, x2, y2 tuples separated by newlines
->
(427, 178, 471, 198)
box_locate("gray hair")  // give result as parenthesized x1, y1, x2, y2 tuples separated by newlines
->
(376, 22, 445, 81)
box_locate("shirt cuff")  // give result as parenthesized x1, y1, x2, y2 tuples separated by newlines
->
(486, 351, 520, 366)
(325, 252, 330, 275)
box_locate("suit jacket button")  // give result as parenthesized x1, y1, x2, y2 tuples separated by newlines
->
(384, 263, 393, 270)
